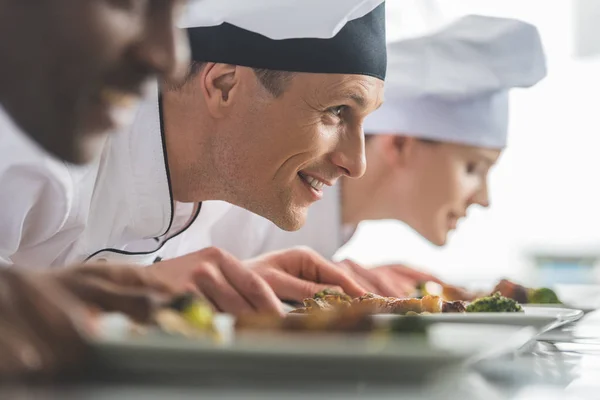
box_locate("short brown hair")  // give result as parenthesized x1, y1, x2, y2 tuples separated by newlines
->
(168, 62, 294, 97)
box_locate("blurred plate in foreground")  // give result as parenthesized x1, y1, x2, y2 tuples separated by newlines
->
(90, 316, 534, 384)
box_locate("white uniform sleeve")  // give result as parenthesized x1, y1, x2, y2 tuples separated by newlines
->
(207, 204, 276, 260)
(207, 186, 343, 260)
(0, 129, 73, 266)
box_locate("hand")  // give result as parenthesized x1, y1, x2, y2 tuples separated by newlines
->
(245, 247, 366, 302)
(52, 263, 177, 323)
(147, 247, 283, 316)
(0, 264, 179, 380)
(337, 260, 443, 298)
(371, 263, 443, 286)
(336, 259, 409, 297)
(0, 269, 88, 380)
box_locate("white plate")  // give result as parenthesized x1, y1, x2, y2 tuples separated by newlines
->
(91, 315, 535, 383)
(554, 284, 600, 313)
(374, 306, 583, 333)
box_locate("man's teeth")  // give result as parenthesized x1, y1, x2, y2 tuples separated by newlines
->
(302, 174, 325, 190)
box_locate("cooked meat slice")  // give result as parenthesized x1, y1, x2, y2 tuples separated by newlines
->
(293, 293, 466, 315)
(492, 279, 528, 304)
(441, 300, 467, 313)
(353, 294, 444, 314)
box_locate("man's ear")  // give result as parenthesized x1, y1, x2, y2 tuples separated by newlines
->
(376, 134, 416, 167)
(201, 63, 240, 118)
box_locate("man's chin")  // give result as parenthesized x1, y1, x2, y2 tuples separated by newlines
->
(265, 208, 308, 232)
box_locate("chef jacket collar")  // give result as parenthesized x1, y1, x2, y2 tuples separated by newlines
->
(125, 83, 174, 239)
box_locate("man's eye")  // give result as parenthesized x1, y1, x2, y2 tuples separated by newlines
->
(328, 105, 347, 117)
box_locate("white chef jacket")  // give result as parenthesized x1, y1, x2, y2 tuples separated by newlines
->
(203, 184, 348, 261)
(0, 84, 203, 268)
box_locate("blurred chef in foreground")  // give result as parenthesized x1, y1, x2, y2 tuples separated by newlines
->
(0, 0, 189, 164)
(0, 2, 387, 316)
(203, 15, 548, 296)
(0, 0, 191, 379)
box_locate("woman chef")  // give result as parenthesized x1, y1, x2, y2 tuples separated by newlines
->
(202, 14, 548, 296)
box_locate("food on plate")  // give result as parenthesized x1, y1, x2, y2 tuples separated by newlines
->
(154, 293, 217, 339)
(291, 292, 467, 315)
(239, 291, 449, 334)
(528, 287, 561, 304)
(237, 307, 375, 333)
(465, 292, 523, 313)
(414, 281, 477, 302)
(238, 305, 427, 335)
(313, 289, 352, 302)
(353, 293, 467, 314)
(493, 280, 561, 304)
(415, 279, 562, 305)
(290, 290, 353, 314)
(491, 279, 528, 303)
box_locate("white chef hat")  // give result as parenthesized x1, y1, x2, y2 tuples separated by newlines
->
(179, 0, 387, 80)
(364, 14, 547, 148)
(180, 0, 384, 40)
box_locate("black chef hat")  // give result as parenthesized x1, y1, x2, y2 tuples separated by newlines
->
(185, 2, 387, 81)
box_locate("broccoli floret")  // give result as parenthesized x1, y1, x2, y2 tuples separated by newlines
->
(466, 292, 523, 313)
(528, 287, 561, 304)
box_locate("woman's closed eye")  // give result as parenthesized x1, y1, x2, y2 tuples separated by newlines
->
(466, 162, 487, 175)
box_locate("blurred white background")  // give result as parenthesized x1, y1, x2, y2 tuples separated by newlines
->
(337, 0, 600, 287)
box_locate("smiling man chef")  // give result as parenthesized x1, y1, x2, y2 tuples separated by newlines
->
(200, 15, 548, 296)
(0, 0, 387, 315)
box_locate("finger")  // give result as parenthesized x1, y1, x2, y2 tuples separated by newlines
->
(193, 267, 256, 315)
(212, 251, 283, 315)
(255, 248, 367, 297)
(336, 261, 380, 294)
(64, 264, 176, 294)
(58, 274, 167, 323)
(339, 260, 400, 297)
(299, 258, 366, 297)
(0, 271, 88, 375)
(370, 269, 417, 296)
(0, 323, 46, 379)
(378, 270, 419, 291)
(260, 268, 344, 302)
(379, 265, 443, 284)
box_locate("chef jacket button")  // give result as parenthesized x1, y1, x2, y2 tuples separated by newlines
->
(154, 256, 163, 263)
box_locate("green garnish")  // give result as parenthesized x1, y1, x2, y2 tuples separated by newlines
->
(466, 292, 523, 313)
(527, 287, 561, 304)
